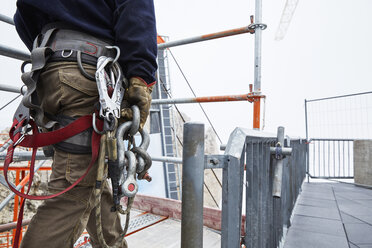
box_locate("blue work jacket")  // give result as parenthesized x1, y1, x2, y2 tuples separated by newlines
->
(14, 0, 158, 85)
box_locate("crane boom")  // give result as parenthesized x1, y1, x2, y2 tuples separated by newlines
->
(275, 0, 299, 40)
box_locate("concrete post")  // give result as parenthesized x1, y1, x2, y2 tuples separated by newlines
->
(354, 140, 372, 186)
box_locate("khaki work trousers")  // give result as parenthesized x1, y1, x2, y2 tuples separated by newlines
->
(20, 62, 126, 248)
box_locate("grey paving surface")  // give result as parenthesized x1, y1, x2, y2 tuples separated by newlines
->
(76, 209, 220, 247)
(284, 182, 372, 248)
(126, 218, 221, 248)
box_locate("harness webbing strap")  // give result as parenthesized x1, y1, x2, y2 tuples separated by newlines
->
(4, 115, 102, 201)
(12, 148, 37, 248)
(10, 26, 118, 247)
(21, 46, 56, 129)
(7, 114, 103, 248)
(11, 115, 94, 148)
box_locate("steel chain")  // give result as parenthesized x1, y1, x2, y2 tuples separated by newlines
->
(94, 47, 151, 248)
(116, 105, 152, 198)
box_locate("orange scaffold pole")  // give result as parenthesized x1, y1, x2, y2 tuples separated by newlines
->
(0, 161, 47, 212)
(158, 26, 256, 49)
(151, 93, 265, 105)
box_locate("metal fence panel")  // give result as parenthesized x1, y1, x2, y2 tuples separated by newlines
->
(308, 139, 354, 179)
(244, 137, 306, 248)
(181, 126, 307, 248)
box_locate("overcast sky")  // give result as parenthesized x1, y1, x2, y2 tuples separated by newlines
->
(0, 0, 371, 143)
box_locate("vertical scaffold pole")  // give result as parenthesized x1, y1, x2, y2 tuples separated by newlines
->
(253, 0, 263, 129)
(181, 122, 205, 248)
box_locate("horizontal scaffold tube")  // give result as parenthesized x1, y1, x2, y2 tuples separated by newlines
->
(0, 160, 47, 211)
(0, 13, 14, 25)
(158, 25, 254, 49)
(0, 151, 183, 164)
(0, 44, 30, 61)
(151, 93, 264, 105)
(0, 84, 27, 94)
(1, 15, 252, 61)
(0, 219, 30, 233)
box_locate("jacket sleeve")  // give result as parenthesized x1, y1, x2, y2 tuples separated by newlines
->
(114, 0, 158, 86)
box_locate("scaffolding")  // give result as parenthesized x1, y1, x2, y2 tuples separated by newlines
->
(0, 0, 276, 246)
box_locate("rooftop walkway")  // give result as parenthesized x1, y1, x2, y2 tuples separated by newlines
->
(284, 182, 372, 248)
(74, 182, 372, 248)
(126, 213, 221, 247)
(75, 209, 221, 248)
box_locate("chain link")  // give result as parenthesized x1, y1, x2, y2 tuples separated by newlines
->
(116, 105, 152, 198)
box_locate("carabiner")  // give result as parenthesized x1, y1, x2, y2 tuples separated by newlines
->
(105, 46, 120, 64)
(92, 113, 105, 135)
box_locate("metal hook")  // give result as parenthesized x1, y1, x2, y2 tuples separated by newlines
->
(92, 113, 105, 135)
(105, 46, 120, 64)
(77, 51, 96, 81)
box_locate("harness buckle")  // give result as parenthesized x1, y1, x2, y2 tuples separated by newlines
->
(61, 50, 73, 58)
(105, 46, 120, 64)
(13, 133, 26, 147)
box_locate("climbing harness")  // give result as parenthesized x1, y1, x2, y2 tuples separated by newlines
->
(20, 27, 116, 129)
(94, 105, 152, 248)
(4, 114, 103, 248)
(3, 26, 153, 248)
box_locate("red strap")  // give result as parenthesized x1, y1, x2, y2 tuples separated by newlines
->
(4, 131, 101, 201)
(12, 148, 37, 248)
(5, 114, 103, 248)
(4, 115, 103, 200)
(10, 115, 95, 148)
(13, 199, 26, 248)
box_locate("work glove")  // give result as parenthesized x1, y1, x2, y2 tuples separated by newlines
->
(120, 77, 154, 131)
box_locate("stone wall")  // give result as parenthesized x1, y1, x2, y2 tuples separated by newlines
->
(174, 111, 222, 209)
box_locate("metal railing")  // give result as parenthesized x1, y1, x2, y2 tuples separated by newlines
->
(181, 123, 307, 248)
(304, 91, 372, 180)
(245, 135, 306, 247)
(307, 138, 354, 179)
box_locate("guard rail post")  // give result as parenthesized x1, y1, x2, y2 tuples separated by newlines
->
(221, 155, 244, 247)
(181, 122, 205, 248)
